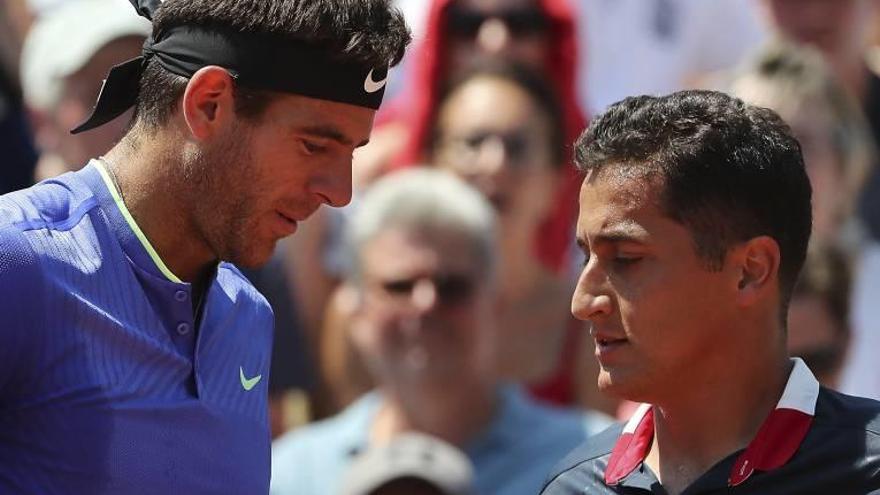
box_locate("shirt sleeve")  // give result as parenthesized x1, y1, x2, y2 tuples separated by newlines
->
(0, 225, 42, 395)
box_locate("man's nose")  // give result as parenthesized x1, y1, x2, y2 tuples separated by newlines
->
(476, 18, 512, 55)
(411, 278, 438, 313)
(474, 136, 508, 176)
(311, 160, 353, 207)
(571, 259, 613, 321)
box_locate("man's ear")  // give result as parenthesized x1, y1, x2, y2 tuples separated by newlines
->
(181, 66, 236, 141)
(734, 235, 780, 307)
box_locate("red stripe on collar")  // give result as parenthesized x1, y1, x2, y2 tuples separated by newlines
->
(604, 359, 820, 488)
(605, 404, 653, 485)
(728, 359, 819, 486)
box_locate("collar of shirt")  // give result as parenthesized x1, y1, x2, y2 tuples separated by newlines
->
(605, 358, 820, 488)
(78, 160, 221, 354)
(86, 159, 186, 284)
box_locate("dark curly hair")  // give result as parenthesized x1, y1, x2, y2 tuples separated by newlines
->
(576, 90, 812, 314)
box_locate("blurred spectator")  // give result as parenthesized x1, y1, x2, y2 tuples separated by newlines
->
(723, 41, 880, 402)
(755, 0, 880, 400)
(19, 0, 149, 179)
(728, 42, 874, 245)
(364, 0, 584, 274)
(427, 60, 615, 412)
(759, 0, 876, 98)
(0, 2, 37, 194)
(271, 169, 610, 495)
(788, 243, 853, 389)
(575, 0, 767, 116)
(338, 433, 474, 495)
(758, 0, 880, 243)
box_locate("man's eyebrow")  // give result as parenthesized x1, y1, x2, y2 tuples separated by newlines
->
(577, 224, 649, 249)
(298, 125, 370, 148)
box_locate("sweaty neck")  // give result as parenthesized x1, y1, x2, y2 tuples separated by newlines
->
(102, 134, 217, 284)
(643, 339, 791, 495)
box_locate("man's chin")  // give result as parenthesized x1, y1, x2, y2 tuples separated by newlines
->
(597, 369, 649, 402)
(225, 242, 276, 269)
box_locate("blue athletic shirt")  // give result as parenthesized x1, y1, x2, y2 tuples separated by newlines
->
(0, 160, 274, 494)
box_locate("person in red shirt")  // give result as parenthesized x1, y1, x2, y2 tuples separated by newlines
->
(373, 0, 585, 274)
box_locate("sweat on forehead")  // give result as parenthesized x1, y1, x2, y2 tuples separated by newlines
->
(583, 160, 668, 201)
(575, 90, 812, 304)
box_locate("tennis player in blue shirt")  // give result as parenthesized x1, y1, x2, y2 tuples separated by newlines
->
(0, 0, 410, 493)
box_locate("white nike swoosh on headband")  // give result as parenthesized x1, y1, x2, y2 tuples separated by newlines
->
(364, 69, 387, 94)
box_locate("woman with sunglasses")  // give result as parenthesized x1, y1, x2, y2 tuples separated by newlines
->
(424, 60, 617, 416)
(361, 0, 585, 275)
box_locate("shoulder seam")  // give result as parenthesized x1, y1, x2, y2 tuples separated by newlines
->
(12, 196, 99, 233)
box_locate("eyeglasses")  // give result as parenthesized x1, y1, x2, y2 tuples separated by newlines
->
(447, 6, 550, 39)
(376, 273, 477, 306)
(440, 130, 539, 169)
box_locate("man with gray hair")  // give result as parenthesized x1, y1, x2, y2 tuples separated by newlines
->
(271, 168, 609, 495)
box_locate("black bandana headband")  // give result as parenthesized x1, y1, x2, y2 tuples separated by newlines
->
(72, 0, 389, 134)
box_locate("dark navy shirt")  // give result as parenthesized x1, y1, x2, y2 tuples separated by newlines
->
(0, 161, 274, 494)
(542, 360, 880, 494)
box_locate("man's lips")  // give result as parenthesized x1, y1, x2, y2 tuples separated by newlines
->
(593, 331, 629, 361)
(274, 211, 298, 234)
(277, 211, 297, 223)
(595, 336, 628, 347)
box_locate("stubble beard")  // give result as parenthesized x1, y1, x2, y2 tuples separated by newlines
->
(185, 131, 259, 267)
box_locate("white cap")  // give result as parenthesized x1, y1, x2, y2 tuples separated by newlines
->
(339, 433, 475, 495)
(20, 0, 151, 111)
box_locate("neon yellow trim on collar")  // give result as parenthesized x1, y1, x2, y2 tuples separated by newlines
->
(93, 160, 183, 284)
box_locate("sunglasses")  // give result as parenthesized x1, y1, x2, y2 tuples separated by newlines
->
(447, 6, 550, 38)
(378, 273, 477, 306)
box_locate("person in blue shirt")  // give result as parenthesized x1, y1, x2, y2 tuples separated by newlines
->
(541, 90, 880, 495)
(0, 0, 410, 493)
(271, 169, 610, 495)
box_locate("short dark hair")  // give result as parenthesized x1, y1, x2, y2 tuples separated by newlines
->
(575, 90, 812, 313)
(429, 59, 567, 166)
(134, 0, 411, 127)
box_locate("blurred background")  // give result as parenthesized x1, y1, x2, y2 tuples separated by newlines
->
(4, 0, 880, 493)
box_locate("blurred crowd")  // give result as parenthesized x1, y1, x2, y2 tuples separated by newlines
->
(3, 0, 880, 493)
